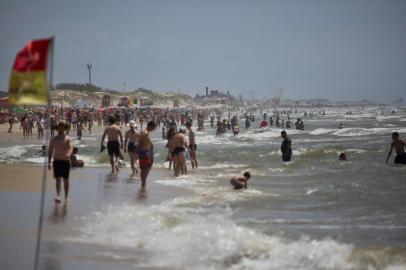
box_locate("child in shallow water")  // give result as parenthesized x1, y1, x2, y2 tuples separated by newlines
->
(70, 147, 84, 168)
(230, 171, 251, 190)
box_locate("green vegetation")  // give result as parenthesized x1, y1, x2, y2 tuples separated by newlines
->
(55, 83, 117, 94)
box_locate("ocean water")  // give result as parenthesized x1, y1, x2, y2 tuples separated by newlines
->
(1, 106, 406, 270)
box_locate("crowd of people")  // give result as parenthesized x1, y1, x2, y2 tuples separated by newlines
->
(1, 105, 405, 204)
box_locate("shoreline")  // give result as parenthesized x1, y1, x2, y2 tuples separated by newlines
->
(0, 162, 195, 269)
(0, 162, 194, 197)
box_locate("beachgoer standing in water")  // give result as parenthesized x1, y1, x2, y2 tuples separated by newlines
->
(101, 116, 123, 173)
(186, 122, 198, 169)
(76, 121, 83, 140)
(124, 120, 140, 175)
(280, 130, 292, 162)
(166, 126, 176, 170)
(37, 116, 45, 139)
(172, 129, 188, 177)
(138, 121, 157, 188)
(386, 132, 406, 164)
(21, 114, 29, 139)
(48, 122, 73, 204)
(8, 114, 15, 133)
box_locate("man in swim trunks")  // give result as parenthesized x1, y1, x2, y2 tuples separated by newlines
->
(386, 132, 406, 164)
(124, 120, 140, 175)
(280, 130, 292, 162)
(101, 116, 124, 173)
(138, 121, 157, 188)
(48, 121, 73, 204)
(186, 122, 198, 169)
(230, 172, 251, 190)
(172, 129, 188, 177)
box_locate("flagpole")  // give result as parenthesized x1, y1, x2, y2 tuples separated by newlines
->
(33, 35, 54, 270)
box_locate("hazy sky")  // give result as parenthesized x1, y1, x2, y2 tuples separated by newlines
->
(1, 0, 405, 101)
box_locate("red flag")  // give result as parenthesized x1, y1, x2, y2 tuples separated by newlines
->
(9, 38, 53, 105)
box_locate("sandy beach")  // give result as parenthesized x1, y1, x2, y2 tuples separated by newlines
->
(0, 164, 54, 192)
(0, 119, 193, 270)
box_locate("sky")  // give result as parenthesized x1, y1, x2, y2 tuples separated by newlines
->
(0, 0, 405, 102)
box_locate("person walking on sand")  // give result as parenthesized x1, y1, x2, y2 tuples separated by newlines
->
(386, 132, 406, 165)
(186, 122, 198, 169)
(281, 130, 292, 162)
(137, 121, 157, 188)
(101, 116, 124, 173)
(48, 122, 73, 204)
(124, 120, 140, 175)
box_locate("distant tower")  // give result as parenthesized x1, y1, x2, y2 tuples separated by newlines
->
(86, 63, 92, 85)
(206, 87, 209, 96)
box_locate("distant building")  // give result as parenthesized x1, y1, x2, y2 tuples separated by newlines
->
(193, 87, 234, 103)
(210, 90, 219, 96)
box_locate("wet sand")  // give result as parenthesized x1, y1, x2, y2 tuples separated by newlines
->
(0, 164, 54, 192)
(0, 122, 107, 144)
(0, 164, 193, 270)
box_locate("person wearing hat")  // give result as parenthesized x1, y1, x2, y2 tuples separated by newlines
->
(48, 121, 73, 204)
(124, 120, 140, 175)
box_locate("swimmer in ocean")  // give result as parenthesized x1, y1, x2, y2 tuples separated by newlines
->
(280, 130, 292, 162)
(386, 132, 406, 165)
(339, 153, 348, 161)
(230, 172, 251, 190)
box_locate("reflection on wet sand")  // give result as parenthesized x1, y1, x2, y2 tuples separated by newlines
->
(126, 174, 138, 183)
(41, 240, 63, 270)
(137, 188, 148, 202)
(50, 204, 67, 225)
(104, 173, 118, 183)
